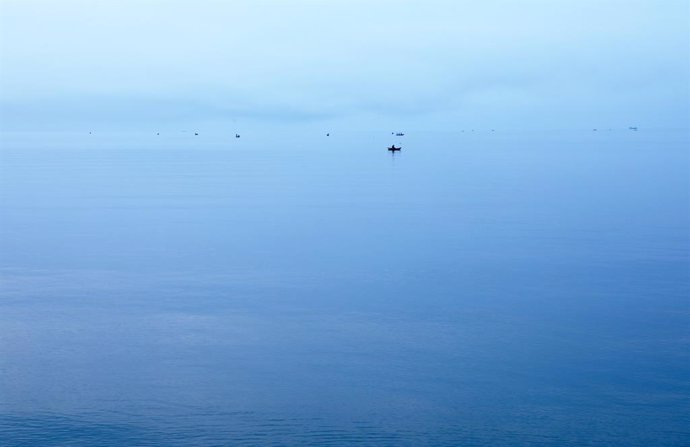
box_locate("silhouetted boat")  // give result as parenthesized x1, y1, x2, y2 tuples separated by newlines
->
(387, 145, 401, 151)
(395, 133, 404, 136)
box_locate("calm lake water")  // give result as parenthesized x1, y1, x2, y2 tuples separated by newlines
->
(0, 130, 688, 446)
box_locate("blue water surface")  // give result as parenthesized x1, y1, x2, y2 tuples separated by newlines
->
(0, 129, 688, 446)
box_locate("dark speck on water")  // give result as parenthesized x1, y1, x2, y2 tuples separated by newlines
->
(0, 130, 688, 446)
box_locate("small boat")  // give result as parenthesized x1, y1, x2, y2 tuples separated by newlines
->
(387, 145, 401, 151)
(395, 132, 405, 136)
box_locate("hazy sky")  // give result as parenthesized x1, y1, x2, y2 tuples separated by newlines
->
(0, 0, 688, 130)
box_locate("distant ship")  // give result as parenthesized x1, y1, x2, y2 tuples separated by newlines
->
(395, 132, 405, 136)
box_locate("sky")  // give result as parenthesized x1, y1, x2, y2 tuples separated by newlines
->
(0, 0, 688, 131)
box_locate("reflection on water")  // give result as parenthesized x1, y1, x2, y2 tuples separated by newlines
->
(1, 130, 688, 446)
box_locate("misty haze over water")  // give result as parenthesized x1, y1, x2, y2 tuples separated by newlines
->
(1, 0, 689, 445)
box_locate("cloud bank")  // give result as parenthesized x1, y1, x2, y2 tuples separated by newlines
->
(1, 0, 688, 130)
